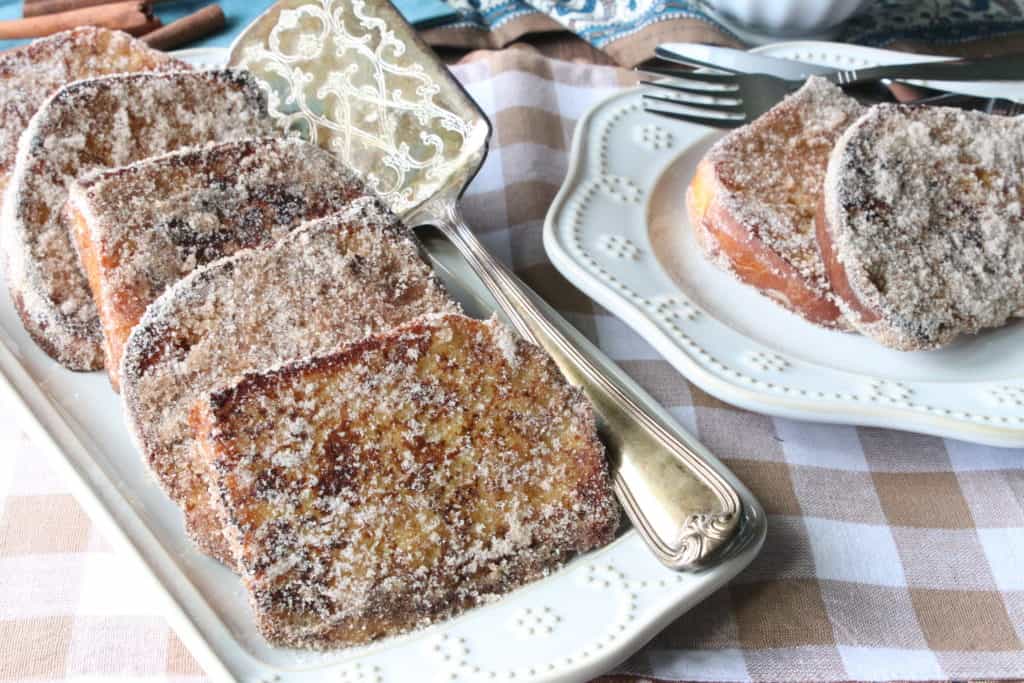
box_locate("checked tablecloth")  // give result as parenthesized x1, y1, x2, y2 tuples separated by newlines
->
(1, 48, 1023, 683)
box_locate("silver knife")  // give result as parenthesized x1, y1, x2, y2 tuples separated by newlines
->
(655, 43, 837, 79)
(654, 43, 1022, 115)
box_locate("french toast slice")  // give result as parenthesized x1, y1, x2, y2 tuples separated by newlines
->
(0, 28, 187, 205)
(687, 77, 863, 329)
(2, 69, 276, 371)
(68, 137, 369, 390)
(818, 104, 1024, 350)
(189, 313, 619, 649)
(121, 200, 459, 565)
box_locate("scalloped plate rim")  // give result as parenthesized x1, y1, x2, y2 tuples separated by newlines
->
(543, 41, 1024, 448)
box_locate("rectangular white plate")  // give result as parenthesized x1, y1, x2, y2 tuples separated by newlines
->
(0, 49, 765, 683)
(544, 41, 1024, 448)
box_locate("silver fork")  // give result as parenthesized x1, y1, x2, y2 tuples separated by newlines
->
(641, 53, 1024, 128)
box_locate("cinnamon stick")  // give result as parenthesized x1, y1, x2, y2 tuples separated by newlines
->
(24, 0, 175, 18)
(1, 2, 160, 39)
(142, 4, 224, 51)
(26, 0, 120, 18)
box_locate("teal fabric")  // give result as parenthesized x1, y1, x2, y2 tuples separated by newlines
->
(425, 0, 1024, 49)
(0, 0, 455, 51)
(394, 0, 456, 27)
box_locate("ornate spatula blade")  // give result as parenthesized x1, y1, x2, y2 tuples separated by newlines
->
(228, 0, 490, 216)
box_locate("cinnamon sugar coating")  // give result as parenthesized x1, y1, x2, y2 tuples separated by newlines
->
(0, 27, 186, 191)
(821, 104, 1024, 350)
(2, 69, 275, 370)
(121, 201, 459, 565)
(68, 137, 368, 389)
(190, 313, 619, 649)
(691, 77, 863, 328)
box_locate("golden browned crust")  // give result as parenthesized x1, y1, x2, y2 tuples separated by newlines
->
(3, 69, 275, 371)
(0, 27, 187, 185)
(121, 201, 460, 566)
(190, 314, 619, 649)
(690, 77, 863, 330)
(67, 138, 369, 390)
(0, 30, 188, 370)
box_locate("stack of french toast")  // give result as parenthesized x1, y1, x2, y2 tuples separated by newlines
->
(0, 28, 619, 650)
(688, 76, 1024, 351)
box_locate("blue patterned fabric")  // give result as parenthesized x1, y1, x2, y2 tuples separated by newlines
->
(843, 0, 1024, 45)
(443, 0, 537, 29)
(527, 0, 726, 45)
(434, 0, 1024, 48)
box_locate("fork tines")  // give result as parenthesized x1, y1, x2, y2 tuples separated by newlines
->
(641, 98, 747, 128)
(638, 64, 749, 128)
(640, 65, 740, 91)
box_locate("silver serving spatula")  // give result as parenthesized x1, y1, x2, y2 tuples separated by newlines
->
(228, 0, 741, 569)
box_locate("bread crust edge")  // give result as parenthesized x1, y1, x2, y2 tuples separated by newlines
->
(688, 157, 851, 330)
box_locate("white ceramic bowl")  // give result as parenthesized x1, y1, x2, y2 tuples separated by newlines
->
(704, 0, 873, 38)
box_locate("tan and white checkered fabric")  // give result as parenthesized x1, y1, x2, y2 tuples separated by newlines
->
(1, 48, 1022, 682)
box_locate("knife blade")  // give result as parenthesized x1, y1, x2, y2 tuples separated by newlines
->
(653, 43, 1023, 115)
(655, 43, 836, 79)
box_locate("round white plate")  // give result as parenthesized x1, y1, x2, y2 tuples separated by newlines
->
(544, 41, 1024, 448)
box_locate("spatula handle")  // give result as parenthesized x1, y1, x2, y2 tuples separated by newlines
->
(430, 200, 741, 570)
